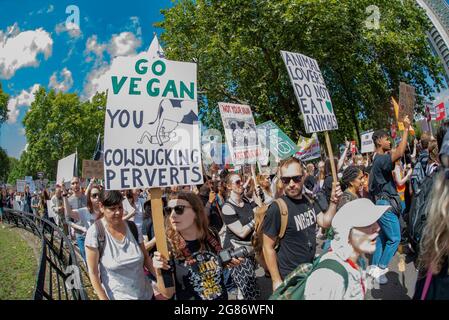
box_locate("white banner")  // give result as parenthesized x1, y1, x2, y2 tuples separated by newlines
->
(219, 102, 261, 165)
(103, 36, 203, 190)
(47, 200, 59, 226)
(56, 153, 77, 185)
(281, 50, 338, 133)
(361, 131, 375, 154)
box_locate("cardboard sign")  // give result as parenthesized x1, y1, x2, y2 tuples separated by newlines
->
(56, 152, 77, 185)
(103, 36, 203, 190)
(361, 131, 375, 153)
(257, 121, 299, 160)
(219, 102, 261, 165)
(16, 179, 26, 193)
(399, 82, 415, 124)
(281, 50, 338, 133)
(295, 133, 321, 162)
(82, 160, 104, 179)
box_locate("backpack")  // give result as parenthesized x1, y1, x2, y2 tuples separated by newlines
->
(269, 254, 349, 300)
(408, 171, 436, 253)
(251, 198, 289, 259)
(411, 153, 429, 194)
(95, 220, 139, 258)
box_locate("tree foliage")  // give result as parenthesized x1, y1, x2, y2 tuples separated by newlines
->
(0, 82, 8, 126)
(0, 148, 9, 183)
(156, 0, 445, 147)
(15, 88, 107, 180)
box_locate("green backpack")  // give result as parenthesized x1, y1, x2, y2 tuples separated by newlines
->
(269, 255, 349, 300)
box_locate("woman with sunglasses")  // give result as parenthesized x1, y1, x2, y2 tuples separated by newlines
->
(220, 173, 260, 300)
(63, 184, 101, 262)
(85, 190, 154, 300)
(152, 192, 242, 300)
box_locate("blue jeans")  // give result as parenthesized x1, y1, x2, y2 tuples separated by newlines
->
(372, 199, 401, 269)
(76, 234, 86, 262)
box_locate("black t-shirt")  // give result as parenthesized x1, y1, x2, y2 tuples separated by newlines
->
(262, 195, 322, 279)
(142, 218, 156, 255)
(172, 239, 228, 301)
(222, 200, 254, 248)
(369, 153, 398, 198)
(304, 175, 317, 193)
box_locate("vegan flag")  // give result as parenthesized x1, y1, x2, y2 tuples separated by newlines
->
(295, 133, 321, 162)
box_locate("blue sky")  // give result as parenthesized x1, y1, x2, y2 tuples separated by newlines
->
(0, 0, 174, 158)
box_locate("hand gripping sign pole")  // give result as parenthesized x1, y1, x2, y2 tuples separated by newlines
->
(281, 50, 339, 181)
(149, 188, 174, 288)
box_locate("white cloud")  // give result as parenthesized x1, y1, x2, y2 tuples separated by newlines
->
(82, 31, 142, 100)
(7, 84, 40, 124)
(55, 22, 82, 39)
(108, 32, 141, 57)
(48, 68, 73, 92)
(130, 16, 142, 37)
(0, 25, 53, 79)
(19, 128, 26, 135)
(84, 35, 107, 63)
(47, 5, 54, 13)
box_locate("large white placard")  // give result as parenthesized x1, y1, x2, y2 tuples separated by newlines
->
(281, 50, 338, 133)
(103, 36, 203, 190)
(219, 102, 261, 165)
(56, 153, 77, 185)
(16, 179, 26, 193)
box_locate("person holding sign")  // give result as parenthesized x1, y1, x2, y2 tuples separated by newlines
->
(152, 192, 243, 300)
(85, 190, 154, 300)
(368, 115, 411, 285)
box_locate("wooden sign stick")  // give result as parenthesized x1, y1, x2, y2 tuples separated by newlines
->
(149, 187, 173, 288)
(324, 131, 338, 183)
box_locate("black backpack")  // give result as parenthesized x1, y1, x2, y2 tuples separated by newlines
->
(408, 171, 436, 253)
(95, 220, 139, 258)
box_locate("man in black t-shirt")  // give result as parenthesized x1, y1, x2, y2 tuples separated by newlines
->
(368, 115, 410, 285)
(262, 157, 342, 291)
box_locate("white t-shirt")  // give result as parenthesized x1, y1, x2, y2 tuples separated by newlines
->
(85, 219, 153, 300)
(75, 207, 97, 231)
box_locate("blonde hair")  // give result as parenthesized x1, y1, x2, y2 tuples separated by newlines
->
(418, 171, 449, 274)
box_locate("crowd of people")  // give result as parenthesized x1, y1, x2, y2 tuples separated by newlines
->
(1, 118, 449, 300)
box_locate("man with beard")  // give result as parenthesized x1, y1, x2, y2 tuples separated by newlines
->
(263, 157, 342, 291)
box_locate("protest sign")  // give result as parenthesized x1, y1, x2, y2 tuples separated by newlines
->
(201, 129, 222, 165)
(16, 180, 26, 193)
(445, 100, 449, 120)
(56, 153, 77, 185)
(435, 102, 446, 121)
(219, 102, 261, 165)
(37, 172, 44, 179)
(361, 131, 375, 153)
(282, 50, 338, 181)
(295, 133, 321, 162)
(47, 200, 59, 226)
(281, 51, 338, 133)
(82, 160, 104, 179)
(257, 121, 299, 160)
(399, 82, 416, 124)
(103, 36, 202, 190)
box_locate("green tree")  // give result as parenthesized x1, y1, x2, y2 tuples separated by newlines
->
(156, 0, 444, 147)
(19, 87, 106, 180)
(0, 148, 9, 183)
(0, 82, 8, 125)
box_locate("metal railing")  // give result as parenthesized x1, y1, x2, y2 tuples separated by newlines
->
(3, 209, 88, 300)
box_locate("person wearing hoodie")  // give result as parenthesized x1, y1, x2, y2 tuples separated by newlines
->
(304, 198, 390, 300)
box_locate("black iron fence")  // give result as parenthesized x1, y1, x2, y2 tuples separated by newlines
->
(3, 209, 88, 300)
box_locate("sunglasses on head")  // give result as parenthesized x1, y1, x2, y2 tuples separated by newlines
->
(280, 175, 303, 185)
(232, 180, 242, 185)
(164, 205, 192, 215)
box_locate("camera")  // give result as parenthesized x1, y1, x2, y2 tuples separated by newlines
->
(218, 246, 249, 265)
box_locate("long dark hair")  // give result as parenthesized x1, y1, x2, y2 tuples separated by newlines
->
(166, 192, 211, 259)
(87, 184, 101, 213)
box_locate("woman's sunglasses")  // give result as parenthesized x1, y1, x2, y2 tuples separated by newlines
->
(91, 193, 100, 199)
(280, 175, 303, 185)
(164, 205, 192, 215)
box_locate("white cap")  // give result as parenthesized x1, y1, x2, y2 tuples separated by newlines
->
(332, 198, 390, 232)
(330, 198, 390, 260)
